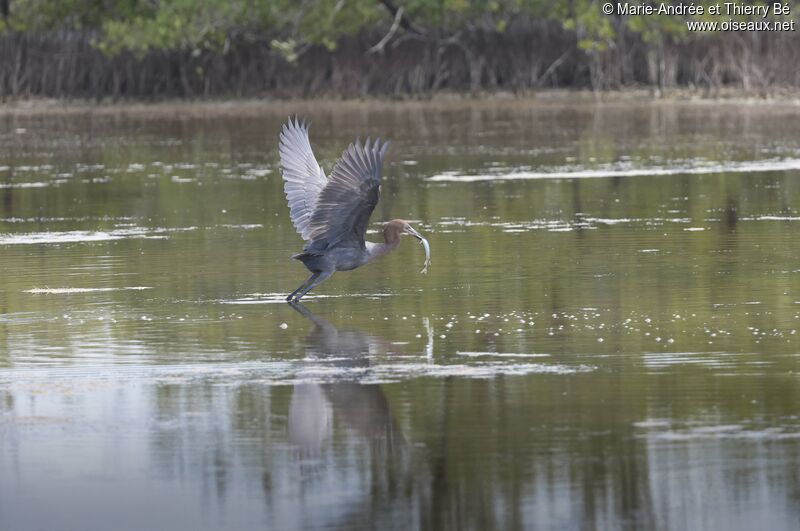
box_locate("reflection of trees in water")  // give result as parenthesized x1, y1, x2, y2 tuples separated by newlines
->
(280, 304, 662, 530)
(2, 318, 800, 528)
(6, 303, 800, 527)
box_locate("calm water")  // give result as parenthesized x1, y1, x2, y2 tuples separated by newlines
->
(2, 100, 800, 530)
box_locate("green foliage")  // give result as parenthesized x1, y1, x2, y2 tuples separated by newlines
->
(3, 0, 143, 32)
(96, 1, 245, 56)
(559, 0, 617, 52)
(92, 0, 386, 57)
(1, 0, 798, 59)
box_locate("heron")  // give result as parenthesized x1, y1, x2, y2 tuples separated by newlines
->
(279, 117, 430, 302)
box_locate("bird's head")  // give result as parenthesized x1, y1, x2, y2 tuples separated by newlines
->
(384, 219, 424, 244)
(383, 219, 431, 274)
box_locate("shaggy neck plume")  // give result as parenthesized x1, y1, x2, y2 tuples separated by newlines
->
(367, 220, 405, 261)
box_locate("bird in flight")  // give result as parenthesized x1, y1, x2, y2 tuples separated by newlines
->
(279, 117, 430, 302)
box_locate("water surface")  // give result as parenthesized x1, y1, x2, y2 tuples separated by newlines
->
(2, 100, 800, 530)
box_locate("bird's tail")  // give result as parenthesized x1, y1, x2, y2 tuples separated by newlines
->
(291, 251, 325, 268)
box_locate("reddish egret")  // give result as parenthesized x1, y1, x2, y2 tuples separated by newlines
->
(279, 117, 430, 302)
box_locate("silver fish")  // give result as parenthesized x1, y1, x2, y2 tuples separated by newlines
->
(419, 237, 431, 274)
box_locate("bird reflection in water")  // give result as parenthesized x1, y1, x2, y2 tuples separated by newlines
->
(286, 301, 406, 460)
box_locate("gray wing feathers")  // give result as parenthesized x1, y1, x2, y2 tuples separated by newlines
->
(307, 137, 389, 248)
(279, 117, 327, 241)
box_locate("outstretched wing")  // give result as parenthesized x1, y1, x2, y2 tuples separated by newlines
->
(307, 137, 389, 249)
(279, 117, 327, 241)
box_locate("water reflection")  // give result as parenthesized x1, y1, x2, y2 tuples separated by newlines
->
(279, 305, 800, 531)
(287, 302, 404, 455)
(276, 303, 414, 530)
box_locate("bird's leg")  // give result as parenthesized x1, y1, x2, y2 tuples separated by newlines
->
(294, 270, 334, 301)
(287, 273, 320, 302)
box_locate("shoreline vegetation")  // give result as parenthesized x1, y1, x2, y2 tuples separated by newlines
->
(1, 2, 799, 101)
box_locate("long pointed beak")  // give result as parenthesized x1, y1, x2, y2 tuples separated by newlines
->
(404, 225, 424, 241)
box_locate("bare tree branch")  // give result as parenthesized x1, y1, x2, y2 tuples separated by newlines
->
(379, 0, 421, 35)
(537, 50, 570, 86)
(368, 6, 404, 54)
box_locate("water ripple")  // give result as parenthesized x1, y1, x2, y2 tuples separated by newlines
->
(429, 158, 800, 182)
